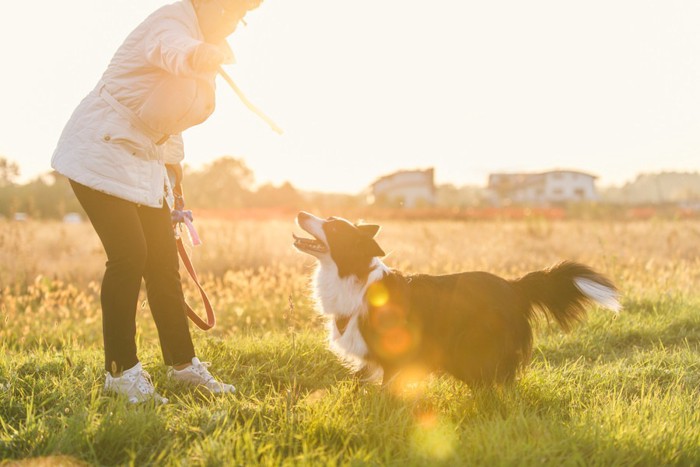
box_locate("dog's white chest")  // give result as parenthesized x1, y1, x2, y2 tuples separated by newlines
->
(330, 316, 368, 359)
(314, 265, 366, 316)
(312, 259, 391, 370)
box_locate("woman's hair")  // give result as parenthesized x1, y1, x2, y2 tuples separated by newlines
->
(198, 0, 263, 10)
(243, 0, 263, 11)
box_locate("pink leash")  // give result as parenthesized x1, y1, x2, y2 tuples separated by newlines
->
(183, 217, 201, 246)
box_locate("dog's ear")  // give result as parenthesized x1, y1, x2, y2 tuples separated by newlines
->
(358, 224, 381, 238)
(365, 239, 386, 258)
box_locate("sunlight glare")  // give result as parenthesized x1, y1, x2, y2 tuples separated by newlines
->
(389, 365, 430, 399)
(380, 327, 412, 357)
(366, 282, 389, 307)
(410, 413, 458, 461)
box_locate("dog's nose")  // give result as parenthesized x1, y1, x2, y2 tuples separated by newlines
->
(297, 211, 313, 222)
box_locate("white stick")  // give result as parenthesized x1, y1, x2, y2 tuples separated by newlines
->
(217, 66, 284, 135)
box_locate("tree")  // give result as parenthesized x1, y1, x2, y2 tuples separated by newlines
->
(0, 157, 20, 187)
(184, 157, 254, 209)
(251, 181, 304, 208)
(2, 172, 83, 218)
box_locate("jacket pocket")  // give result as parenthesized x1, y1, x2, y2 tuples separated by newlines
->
(98, 112, 157, 161)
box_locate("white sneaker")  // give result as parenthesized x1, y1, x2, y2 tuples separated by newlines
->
(104, 362, 168, 404)
(167, 357, 236, 394)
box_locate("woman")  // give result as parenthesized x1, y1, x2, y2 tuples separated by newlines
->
(51, 0, 263, 404)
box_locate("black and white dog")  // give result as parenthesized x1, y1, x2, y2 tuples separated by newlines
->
(293, 211, 621, 388)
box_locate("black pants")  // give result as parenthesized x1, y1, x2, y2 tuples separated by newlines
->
(70, 180, 195, 373)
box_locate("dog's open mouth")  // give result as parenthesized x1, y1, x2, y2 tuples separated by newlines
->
(293, 234, 328, 254)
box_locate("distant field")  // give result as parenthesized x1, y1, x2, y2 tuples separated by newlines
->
(1, 218, 699, 465)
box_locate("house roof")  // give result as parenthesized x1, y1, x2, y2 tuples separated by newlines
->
(489, 169, 598, 187)
(544, 169, 598, 179)
(370, 168, 434, 188)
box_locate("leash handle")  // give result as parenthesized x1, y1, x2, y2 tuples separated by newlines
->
(177, 237, 216, 331)
(171, 209, 201, 246)
(183, 217, 201, 246)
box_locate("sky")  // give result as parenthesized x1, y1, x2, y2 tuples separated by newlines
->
(1, 1, 700, 194)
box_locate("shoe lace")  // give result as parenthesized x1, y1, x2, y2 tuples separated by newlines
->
(191, 361, 215, 384)
(126, 369, 155, 395)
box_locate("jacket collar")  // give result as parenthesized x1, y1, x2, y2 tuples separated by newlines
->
(184, 0, 204, 40)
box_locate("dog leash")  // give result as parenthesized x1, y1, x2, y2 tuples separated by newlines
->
(167, 66, 281, 330)
(172, 210, 216, 331)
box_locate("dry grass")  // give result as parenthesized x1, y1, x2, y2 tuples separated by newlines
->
(4, 217, 700, 291)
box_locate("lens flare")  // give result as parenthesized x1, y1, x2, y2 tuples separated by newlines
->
(381, 327, 412, 356)
(411, 414, 457, 461)
(389, 365, 430, 398)
(366, 282, 389, 307)
(415, 409, 437, 428)
(369, 304, 404, 330)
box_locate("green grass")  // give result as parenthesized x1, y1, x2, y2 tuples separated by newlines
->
(1, 220, 700, 465)
(2, 295, 699, 465)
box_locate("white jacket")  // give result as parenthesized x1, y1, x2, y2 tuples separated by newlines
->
(51, 0, 229, 208)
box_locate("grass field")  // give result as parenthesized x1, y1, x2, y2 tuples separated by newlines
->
(1, 218, 699, 466)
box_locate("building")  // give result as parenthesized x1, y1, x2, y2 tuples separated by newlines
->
(487, 170, 599, 205)
(368, 168, 436, 208)
(62, 212, 82, 224)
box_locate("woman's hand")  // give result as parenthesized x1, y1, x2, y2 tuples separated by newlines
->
(190, 43, 228, 72)
(166, 163, 185, 210)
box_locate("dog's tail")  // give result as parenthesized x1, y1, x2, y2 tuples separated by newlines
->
(513, 261, 621, 331)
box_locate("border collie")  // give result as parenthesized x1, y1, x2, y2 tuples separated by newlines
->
(293, 211, 621, 388)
